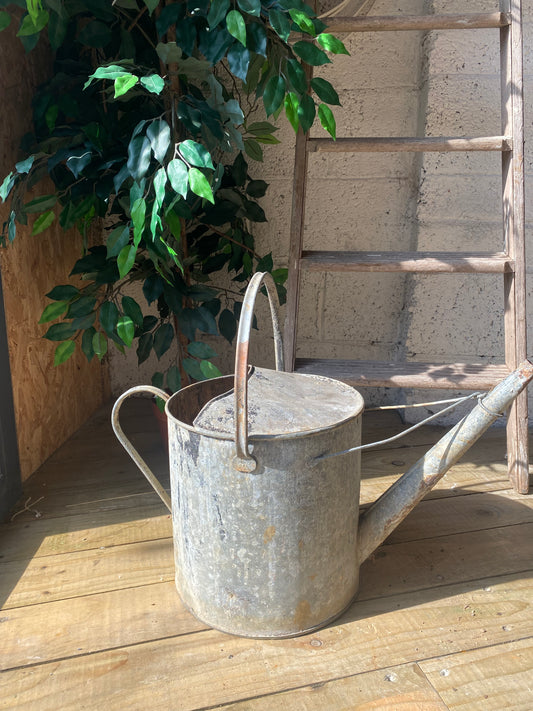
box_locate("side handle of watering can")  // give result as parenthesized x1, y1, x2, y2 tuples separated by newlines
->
(111, 385, 172, 512)
(233, 271, 285, 473)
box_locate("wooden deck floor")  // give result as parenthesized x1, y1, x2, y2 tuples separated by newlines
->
(1, 398, 532, 710)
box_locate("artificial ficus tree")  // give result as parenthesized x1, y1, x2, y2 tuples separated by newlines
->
(0, 0, 347, 392)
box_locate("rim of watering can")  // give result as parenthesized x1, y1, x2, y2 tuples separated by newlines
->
(164, 369, 364, 443)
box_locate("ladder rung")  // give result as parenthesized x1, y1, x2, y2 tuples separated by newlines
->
(300, 251, 514, 274)
(326, 13, 510, 33)
(307, 136, 512, 154)
(294, 359, 511, 390)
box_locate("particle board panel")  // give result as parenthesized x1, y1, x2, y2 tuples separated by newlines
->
(419, 637, 533, 710)
(1, 573, 531, 711)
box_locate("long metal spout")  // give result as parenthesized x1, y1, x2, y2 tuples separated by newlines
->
(357, 359, 533, 564)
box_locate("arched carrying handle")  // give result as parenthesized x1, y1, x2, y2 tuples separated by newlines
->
(111, 385, 172, 511)
(233, 272, 285, 472)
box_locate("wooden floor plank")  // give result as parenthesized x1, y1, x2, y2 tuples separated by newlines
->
(419, 637, 533, 710)
(0, 573, 531, 711)
(217, 662, 449, 710)
(0, 537, 174, 610)
(0, 505, 170, 563)
(1, 582, 205, 672)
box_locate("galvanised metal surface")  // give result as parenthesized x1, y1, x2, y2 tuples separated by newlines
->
(112, 272, 533, 638)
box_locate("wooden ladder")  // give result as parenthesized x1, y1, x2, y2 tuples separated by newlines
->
(285, 3, 529, 493)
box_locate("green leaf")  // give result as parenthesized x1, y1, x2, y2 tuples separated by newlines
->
(153, 323, 174, 359)
(15, 155, 34, 174)
(117, 244, 137, 278)
(263, 75, 286, 117)
(243, 138, 263, 162)
(297, 93, 316, 133)
(143, 0, 159, 15)
(292, 41, 331, 66)
(100, 301, 119, 336)
(318, 103, 336, 139)
(140, 74, 165, 94)
(284, 92, 299, 132)
(131, 197, 146, 247)
(179, 140, 214, 170)
(317, 32, 349, 55)
(81, 327, 96, 362)
(117, 316, 135, 347)
(66, 150, 92, 178)
(182, 357, 205, 381)
(92, 332, 108, 361)
(237, 0, 260, 17)
(39, 300, 68, 324)
(200, 360, 222, 379)
(226, 9, 246, 46)
(268, 9, 290, 42)
(289, 8, 315, 35)
(146, 120, 171, 164)
(17, 9, 49, 36)
(311, 77, 340, 105)
(106, 225, 130, 258)
(114, 73, 139, 98)
(246, 121, 279, 137)
(188, 341, 217, 359)
(218, 308, 237, 344)
(156, 41, 182, 65)
(66, 295, 97, 318)
(0, 11, 11, 31)
(1, 173, 16, 202)
(246, 180, 268, 198)
(286, 59, 308, 94)
(127, 135, 152, 182)
(208, 0, 230, 28)
(31, 210, 55, 236)
(54, 340, 75, 366)
(136, 332, 153, 364)
(24, 194, 57, 213)
(167, 159, 189, 199)
(122, 295, 144, 328)
(46, 285, 79, 301)
(167, 365, 181, 393)
(43, 322, 76, 341)
(84, 64, 131, 89)
(152, 371, 164, 389)
(188, 168, 214, 204)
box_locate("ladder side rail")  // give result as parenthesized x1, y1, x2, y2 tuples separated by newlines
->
(500, 0, 529, 492)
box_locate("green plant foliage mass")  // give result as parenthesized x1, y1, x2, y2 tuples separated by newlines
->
(0, 0, 347, 390)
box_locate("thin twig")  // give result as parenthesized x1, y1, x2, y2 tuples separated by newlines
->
(10, 496, 45, 521)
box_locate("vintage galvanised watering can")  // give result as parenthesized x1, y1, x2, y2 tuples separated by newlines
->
(112, 272, 533, 638)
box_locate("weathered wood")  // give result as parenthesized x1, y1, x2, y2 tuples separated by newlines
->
(326, 13, 510, 33)
(0, 537, 174, 610)
(219, 663, 448, 710)
(307, 136, 512, 153)
(1, 573, 531, 710)
(0, 505, 171, 563)
(1, 581, 205, 671)
(300, 251, 514, 273)
(420, 637, 533, 710)
(500, 1, 529, 493)
(295, 359, 511, 389)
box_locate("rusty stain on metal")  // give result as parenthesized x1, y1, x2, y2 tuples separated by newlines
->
(112, 270, 533, 639)
(263, 526, 276, 544)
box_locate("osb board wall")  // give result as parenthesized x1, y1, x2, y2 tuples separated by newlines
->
(0, 29, 110, 481)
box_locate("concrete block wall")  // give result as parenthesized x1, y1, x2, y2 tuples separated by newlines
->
(110, 0, 533, 431)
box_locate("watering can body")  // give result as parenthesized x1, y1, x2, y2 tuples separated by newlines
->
(112, 272, 533, 638)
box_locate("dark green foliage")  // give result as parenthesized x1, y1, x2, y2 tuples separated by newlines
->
(0, 0, 345, 385)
